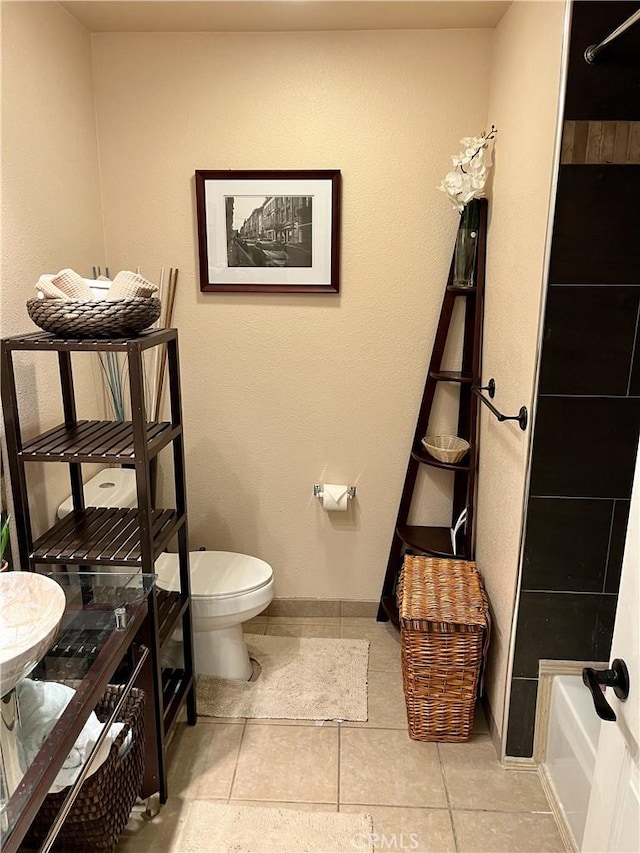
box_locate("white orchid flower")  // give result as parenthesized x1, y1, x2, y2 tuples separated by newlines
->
(439, 127, 496, 213)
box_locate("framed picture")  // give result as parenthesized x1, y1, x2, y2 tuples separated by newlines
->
(195, 169, 341, 293)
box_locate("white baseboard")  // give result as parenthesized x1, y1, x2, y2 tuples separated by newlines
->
(502, 754, 538, 771)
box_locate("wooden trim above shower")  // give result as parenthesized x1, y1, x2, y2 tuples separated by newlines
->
(561, 120, 640, 164)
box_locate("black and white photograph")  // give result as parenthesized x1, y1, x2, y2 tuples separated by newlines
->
(227, 195, 312, 269)
(195, 170, 340, 293)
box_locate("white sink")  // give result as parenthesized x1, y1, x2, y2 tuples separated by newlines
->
(0, 572, 66, 698)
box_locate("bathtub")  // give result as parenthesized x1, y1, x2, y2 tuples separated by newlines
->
(543, 675, 602, 849)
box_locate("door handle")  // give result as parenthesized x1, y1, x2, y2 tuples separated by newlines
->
(582, 658, 630, 722)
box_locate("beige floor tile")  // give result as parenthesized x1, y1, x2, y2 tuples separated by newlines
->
(196, 714, 246, 724)
(266, 622, 342, 638)
(116, 797, 196, 852)
(340, 602, 379, 619)
(243, 622, 267, 635)
(340, 728, 447, 808)
(341, 804, 456, 853)
(438, 739, 551, 812)
(247, 717, 338, 727)
(340, 616, 381, 627)
(228, 800, 338, 812)
(268, 615, 341, 625)
(342, 668, 407, 730)
(231, 723, 339, 803)
(166, 721, 244, 799)
(453, 809, 565, 852)
(341, 622, 401, 671)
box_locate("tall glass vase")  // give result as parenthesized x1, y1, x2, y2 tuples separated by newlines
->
(453, 199, 480, 288)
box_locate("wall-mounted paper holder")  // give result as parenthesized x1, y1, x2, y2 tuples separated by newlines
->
(313, 484, 357, 500)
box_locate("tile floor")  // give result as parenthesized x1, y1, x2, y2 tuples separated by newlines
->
(116, 617, 566, 853)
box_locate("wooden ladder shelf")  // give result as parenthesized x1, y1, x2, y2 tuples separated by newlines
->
(377, 199, 488, 625)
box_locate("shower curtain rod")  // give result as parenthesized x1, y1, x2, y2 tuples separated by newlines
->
(584, 7, 640, 63)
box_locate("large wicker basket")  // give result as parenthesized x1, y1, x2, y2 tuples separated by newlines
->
(25, 685, 145, 853)
(398, 555, 489, 742)
(27, 297, 161, 338)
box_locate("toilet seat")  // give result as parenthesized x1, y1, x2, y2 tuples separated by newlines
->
(155, 551, 273, 599)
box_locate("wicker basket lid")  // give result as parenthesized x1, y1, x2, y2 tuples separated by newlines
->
(399, 555, 488, 632)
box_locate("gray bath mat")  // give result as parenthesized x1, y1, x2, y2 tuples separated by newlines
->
(174, 802, 373, 852)
(197, 634, 369, 721)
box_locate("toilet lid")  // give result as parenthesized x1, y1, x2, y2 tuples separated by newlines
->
(154, 551, 273, 599)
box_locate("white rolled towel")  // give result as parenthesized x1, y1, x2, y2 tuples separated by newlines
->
(51, 268, 96, 300)
(36, 275, 69, 301)
(35, 270, 96, 301)
(107, 270, 158, 300)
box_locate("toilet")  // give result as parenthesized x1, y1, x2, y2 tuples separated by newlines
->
(57, 468, 138, 586)
(155, 551, 274, 680)
(57, 467, 138, 519)
(58, 469, 274, 680)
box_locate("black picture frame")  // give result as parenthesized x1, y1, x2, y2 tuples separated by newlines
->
(195, 169, 341, 293)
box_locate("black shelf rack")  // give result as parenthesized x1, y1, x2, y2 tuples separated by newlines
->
(377, 200, 488, 625)
(1, 327, 196, 803)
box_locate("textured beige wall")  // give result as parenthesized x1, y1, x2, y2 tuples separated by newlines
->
(91, 29, 492, 599)
(476, 0, 566, 740)
(1, 1, 105, 543)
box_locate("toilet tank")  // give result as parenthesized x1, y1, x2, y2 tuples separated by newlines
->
(57, 468, 137, 518)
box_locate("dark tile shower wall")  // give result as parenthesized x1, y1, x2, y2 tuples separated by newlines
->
(506, 1, 640, 758)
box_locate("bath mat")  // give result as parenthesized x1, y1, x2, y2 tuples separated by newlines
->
(197, 634, 369, 721)
(174, 802, 373, 852)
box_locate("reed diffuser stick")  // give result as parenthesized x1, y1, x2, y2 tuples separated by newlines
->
(153, 267, 178, 422)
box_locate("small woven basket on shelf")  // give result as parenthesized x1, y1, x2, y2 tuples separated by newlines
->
(398, 555, 489, 742)
(422, 435, 470, 464)
(27, 297, 161, 338)
(25, 685, 145, 853)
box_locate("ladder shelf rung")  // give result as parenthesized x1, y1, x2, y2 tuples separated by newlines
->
(397, 525, 466, 560)
(447, 284, 477, 294)
(428, 370, 473, 384)
(411, 446, 471, 471)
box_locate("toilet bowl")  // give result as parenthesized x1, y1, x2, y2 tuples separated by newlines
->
(155, 551, 274, 680)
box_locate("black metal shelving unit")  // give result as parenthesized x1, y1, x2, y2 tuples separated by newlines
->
(0, 327, 197, 804)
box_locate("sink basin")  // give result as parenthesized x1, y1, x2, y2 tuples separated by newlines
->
(0, 572, 66, 698)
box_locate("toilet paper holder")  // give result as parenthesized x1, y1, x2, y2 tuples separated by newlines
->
(313, 484, 357, 500)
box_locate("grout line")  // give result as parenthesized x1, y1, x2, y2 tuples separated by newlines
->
(602, 499, 617, 593)
(340, 803, 448, 812)
(626, 297, 640, 396)
(538, 393, 640, 398)
(337, 722, 342, 809)
(451, 807, 555, 816)
(547, 283, 640, 287)
(436, 743, 459, 853)
(520, 588, 618, 596)
(530, 494, 631, 501)
(341, 801, 553, 815)
(228, 796, 338, 806)
(226, 719, 247, 800)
